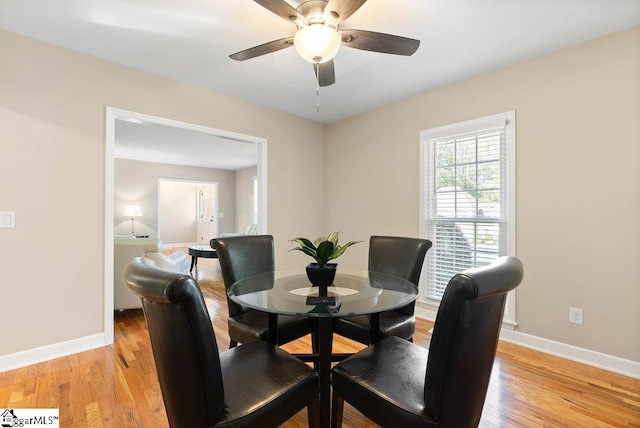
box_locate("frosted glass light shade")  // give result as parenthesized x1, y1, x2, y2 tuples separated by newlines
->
(294, 24, 341, 63)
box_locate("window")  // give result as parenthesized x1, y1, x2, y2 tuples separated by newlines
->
(420, 112, 517, 326)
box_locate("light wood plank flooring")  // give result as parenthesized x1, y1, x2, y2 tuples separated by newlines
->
(0, 251, 638, 427)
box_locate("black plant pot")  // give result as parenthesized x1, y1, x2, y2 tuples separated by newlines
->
(305, 263, 337, 288)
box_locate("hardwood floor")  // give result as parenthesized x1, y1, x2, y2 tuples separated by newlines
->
(0, 251, 638, 427)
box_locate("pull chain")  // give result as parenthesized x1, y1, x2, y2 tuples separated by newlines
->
(315, 61, 320, 113)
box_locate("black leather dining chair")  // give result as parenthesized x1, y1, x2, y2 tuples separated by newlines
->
(333, 235, 432, 344)
(212, 235, 317, 348)
(331, 256, 524, 428)
(123, 257, 320, 428)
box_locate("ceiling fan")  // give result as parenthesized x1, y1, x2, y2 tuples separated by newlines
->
(229, 0, 420, 87)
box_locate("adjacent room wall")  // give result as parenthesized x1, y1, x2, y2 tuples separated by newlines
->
(326, 26, 640, 363)
(0, 29, 327, 358)
(158, 180, 198, 243)
(235, 166, 258, 233)
(114, 158, 236, 241)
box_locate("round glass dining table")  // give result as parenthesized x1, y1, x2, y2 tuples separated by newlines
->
(228, 268, 417, 428)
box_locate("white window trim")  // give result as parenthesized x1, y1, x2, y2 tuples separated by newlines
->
(419, 111, 517, 328)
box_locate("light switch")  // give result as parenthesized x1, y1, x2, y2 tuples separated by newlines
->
(0, 211, 15, 228)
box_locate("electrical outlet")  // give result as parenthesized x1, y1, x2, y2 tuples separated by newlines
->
(569, 307, 583, 325)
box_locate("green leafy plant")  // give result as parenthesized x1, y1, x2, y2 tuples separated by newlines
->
(290, 232, 362, 268)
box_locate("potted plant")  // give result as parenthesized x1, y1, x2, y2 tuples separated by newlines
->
(290, 232, 362, 287)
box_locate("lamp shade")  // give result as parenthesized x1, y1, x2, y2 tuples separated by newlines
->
(123, 204, 142, 217)
(294, 24, 341, 63)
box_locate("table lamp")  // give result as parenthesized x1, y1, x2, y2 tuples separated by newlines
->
(123, 204, 142, 236)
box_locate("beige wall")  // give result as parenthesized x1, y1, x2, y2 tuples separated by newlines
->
(326, 27, 640, 362)
(158, 180, 198, 243)
(235, 166, 258, 232)
(114, 159, 237, 240)
(1, 24, 638, 366)
(0, 29, 326, 356)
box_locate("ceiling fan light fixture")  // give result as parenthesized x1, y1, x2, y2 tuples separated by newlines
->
(294, 24, 341, 63)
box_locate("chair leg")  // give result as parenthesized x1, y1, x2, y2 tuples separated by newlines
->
(331, 391, 344, 428)
(311, 330, 319, 371)
(229, 338, 238, 348)
(307, 395, 320, 428)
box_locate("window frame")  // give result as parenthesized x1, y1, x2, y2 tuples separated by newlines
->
(419, 111, 517, 327)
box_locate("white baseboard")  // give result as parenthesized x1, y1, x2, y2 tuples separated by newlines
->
(3, 312, 639, 381)
(415, 307, 640, 380)
(415, 306, 438, 322)
(0, 333, 107, 373)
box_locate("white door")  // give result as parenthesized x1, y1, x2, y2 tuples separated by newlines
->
(197, 183, 217, 244)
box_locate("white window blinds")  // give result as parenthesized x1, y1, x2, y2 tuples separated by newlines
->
(420, 112, 515, 306)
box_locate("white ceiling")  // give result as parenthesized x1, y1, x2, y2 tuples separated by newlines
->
(2, 0, 639, 169)
(1, 0, 639, 125)
(114, 119, 259, 170)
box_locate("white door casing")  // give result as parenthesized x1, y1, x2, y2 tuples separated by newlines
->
(105, 107, 268, 345)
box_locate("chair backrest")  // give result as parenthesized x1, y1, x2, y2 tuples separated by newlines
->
(211, 235, 275, 317)
(424, 256, 524, 427)
(368, 235, 432, 315)
(123, 257, 224, 428)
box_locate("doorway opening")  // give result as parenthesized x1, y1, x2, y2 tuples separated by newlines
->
(104, 107, 268, 345)
(197, 182, 218, 244)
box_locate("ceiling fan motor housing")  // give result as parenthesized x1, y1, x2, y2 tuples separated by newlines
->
(296, 0, 336, 26)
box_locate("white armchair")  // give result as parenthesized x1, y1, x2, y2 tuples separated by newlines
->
(114, 237, 189, 310)
(145, 251, 190, 272)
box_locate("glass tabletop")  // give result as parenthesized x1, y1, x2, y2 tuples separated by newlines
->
(228, 269, 417, 318)
(189, 244, 215, 251)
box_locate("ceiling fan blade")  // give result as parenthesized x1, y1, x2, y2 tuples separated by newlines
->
(229, 37, 294, 61)
(341, 29, 420, 56)
(313, 60, 336, 87)
(324, 0, 367, 24)
(254, 0, 304, 23)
